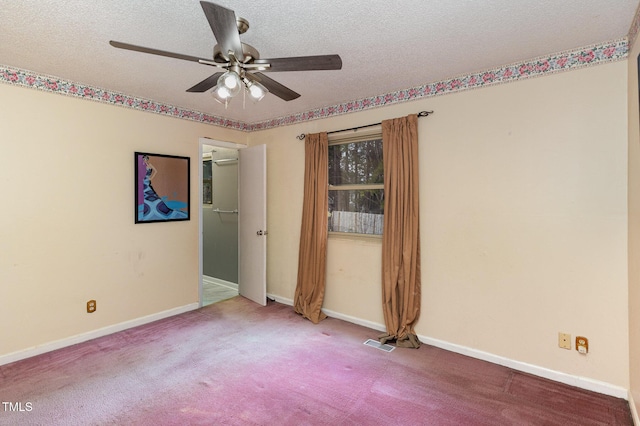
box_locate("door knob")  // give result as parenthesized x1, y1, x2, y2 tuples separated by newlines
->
(256, 230, 268, 236)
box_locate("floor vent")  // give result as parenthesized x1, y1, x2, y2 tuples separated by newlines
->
(363, 339, 395, 353)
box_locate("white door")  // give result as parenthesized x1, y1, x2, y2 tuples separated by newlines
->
(238, 144, 267, 306)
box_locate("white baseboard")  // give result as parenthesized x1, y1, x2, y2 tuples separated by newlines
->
(0, 302, 199, 367)
(271, 295, 629, 400)
(629, 391, 639, 425)
(322, 307, 387, 333)
(266, 295, 387, 333)
(267, 293, 293, 306)
(203, 275, 238, 291)
(420, 335, 629, 400)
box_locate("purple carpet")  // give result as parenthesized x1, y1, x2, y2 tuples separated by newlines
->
(0, 297, 632, 425)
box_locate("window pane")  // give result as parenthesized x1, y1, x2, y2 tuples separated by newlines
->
(203, 160, 212, 204)
(329, 189, 384, 235)
(203, 159, 212, 179)
(329, 138, 383, 185)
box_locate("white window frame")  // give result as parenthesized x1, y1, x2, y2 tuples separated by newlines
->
(328, 126, 384, 239)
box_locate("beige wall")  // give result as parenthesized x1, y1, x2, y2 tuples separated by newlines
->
(256, 60, 630, 388)
(0, 56, 631, 392)
(628, 36, 640, 415)
(0, 84, 245, 356)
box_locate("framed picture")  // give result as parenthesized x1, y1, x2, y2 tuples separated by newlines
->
(135, 152, 190, 223)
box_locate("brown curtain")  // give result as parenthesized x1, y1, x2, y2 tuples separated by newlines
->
(379, 114, 422, 348)
(294, 132, 329, 324)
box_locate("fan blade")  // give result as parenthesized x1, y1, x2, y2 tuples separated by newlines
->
(251, 73, 300, 101)
(186, 72, 224, 92)
(254, 55, 342, 72)
(109, 40, 208, 63)
(200, 1, 244, 61)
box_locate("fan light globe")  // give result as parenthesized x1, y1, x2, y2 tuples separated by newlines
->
(216, 86, 231, 99)
(243, 79, 268, 102)
(222, 74, 238, 89)
(218, 71, 242, 97)
(211, 85, 232, 106)
(249, 84, 264, 101)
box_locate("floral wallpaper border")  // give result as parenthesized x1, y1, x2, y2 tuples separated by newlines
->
(0, 66, 250, 131)
(0, 38, 629, 132)
(251, 39, 628, 131)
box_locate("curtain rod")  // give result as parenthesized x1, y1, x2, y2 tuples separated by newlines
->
(295, 110, 433, 140)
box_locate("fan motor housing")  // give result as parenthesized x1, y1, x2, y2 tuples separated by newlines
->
(213, 42, 260, 63)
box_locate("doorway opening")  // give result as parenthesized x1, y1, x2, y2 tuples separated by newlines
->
(199, 138, 245, 307)
(199, 138, 267, 308)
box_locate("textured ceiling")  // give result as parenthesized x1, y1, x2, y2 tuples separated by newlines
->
(0, 0, 638, 125)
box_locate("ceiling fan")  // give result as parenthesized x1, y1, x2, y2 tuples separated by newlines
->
(109, 1, 342, 104)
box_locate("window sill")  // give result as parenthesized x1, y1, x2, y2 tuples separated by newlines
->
(328, 232, 383, 242)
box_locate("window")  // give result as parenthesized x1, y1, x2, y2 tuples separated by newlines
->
(203, 155, 212, 205)
(328, 129, 384, 235)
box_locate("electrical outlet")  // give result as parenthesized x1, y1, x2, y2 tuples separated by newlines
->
(87, 300, 96, 313)
(576, 336, 589, 354)
(558, 332, 571, 350)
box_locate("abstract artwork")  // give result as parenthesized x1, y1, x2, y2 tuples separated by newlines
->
(135, 152, 190, 223)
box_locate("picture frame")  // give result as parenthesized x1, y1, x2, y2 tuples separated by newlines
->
(135, 152, 190, 224)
